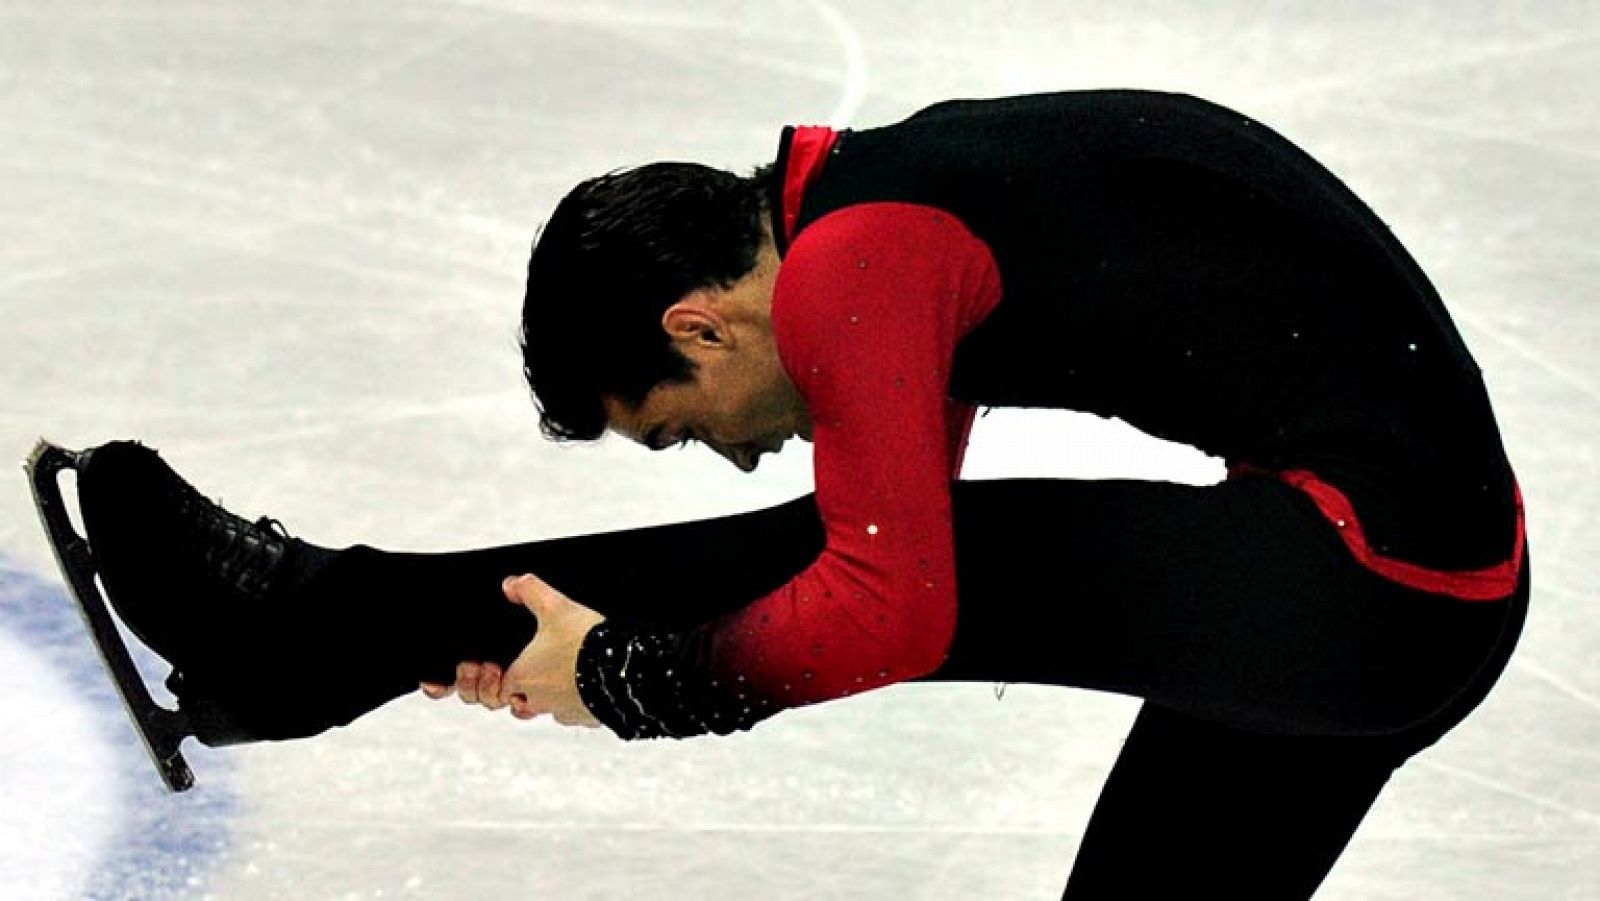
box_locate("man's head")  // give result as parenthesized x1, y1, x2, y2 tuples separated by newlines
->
(521, 161, 809, 471)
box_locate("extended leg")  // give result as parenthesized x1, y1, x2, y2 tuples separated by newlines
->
(295, 493, 828, 728)
(54, 438, 829, 747)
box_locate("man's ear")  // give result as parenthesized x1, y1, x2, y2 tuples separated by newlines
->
(662, 299, 731, 349)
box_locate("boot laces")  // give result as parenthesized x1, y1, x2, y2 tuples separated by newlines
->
(175, 487, 294, 597)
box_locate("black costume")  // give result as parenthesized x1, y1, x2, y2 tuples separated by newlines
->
(569, 89, 1526, 745)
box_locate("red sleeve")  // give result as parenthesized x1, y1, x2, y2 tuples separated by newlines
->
(699, 202, 1003, 706)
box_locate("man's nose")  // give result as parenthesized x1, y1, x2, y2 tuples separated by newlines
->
(714, 443, 757, 473)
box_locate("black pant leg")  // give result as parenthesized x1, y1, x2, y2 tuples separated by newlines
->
(1061, 702, 1400, 901)
(327, 493, 829, 682)
(255, 494, 827, 736)
(933, 475, 1518, 739)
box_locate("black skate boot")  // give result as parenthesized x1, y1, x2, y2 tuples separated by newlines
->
(75, 440, 335, 668)
(26, 439, 341, 790)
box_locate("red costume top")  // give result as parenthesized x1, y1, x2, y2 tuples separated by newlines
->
(575, 132, 1000, 738)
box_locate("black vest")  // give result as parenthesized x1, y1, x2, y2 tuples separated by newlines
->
(770, 90, 1516, 571)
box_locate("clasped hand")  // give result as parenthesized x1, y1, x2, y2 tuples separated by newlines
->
(419, 573, 605, 728)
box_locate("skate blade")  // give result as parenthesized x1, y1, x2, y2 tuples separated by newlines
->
(25, 439, 197, 793)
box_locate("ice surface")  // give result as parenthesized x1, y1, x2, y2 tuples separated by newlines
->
(0, 616, 117, 901)
(1, 1, 1596, 898)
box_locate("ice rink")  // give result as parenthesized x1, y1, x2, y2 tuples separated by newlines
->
(2, 1, 1597, 898)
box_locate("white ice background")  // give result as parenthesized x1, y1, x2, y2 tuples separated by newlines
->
(1, 2, 1596, 898)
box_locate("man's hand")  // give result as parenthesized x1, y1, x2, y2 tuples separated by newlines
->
(419, 574, 606, 728)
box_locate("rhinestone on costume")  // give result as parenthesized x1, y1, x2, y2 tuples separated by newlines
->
(866, 523, 879, 535)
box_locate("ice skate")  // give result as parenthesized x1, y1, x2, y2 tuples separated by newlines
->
(25, 439, 338, 791)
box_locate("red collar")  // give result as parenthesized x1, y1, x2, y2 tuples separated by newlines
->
(779, 125, 841, 246)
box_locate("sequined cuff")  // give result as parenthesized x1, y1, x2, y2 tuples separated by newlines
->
(575, 622, 780, 741)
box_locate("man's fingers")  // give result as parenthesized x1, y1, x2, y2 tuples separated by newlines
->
(509, 692, 539, 721)
(420, 663, 510, 709)
(479, 663, 504, 710)
(503, 573, 558, 616)
(457, 661, 482, 705)
(503, 575, 530, 607)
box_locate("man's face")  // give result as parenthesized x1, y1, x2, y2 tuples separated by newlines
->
(604, 343, 811, 473)
(605, 229, 806, 473)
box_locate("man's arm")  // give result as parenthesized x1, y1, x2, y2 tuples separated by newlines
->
(578, 203, 1003, 739)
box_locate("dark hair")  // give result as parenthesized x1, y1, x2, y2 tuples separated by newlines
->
(520, 161, 773, 441)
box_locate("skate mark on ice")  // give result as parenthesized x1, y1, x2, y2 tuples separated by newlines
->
(0, 121, 506, 280)
(1452, 307, 1600, 406)
(1253, 31, 1600, 108)
(1413, 756, 1600, 828)
(226, 21, 501, 160)
(1508, 656, 1600, 722)
(173, 393, 511, 453)
(804, 0, 869, 127)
